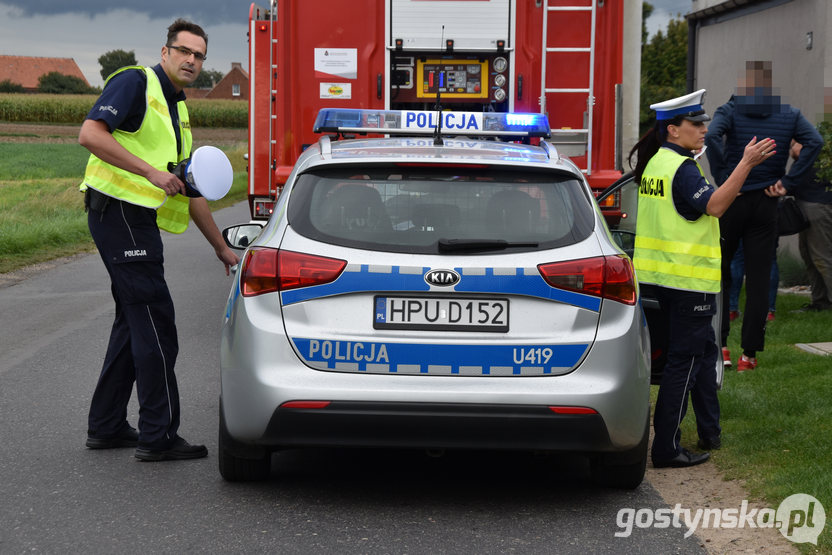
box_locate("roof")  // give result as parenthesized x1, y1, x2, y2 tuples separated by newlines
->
(0, 55, 89, 89)
(295, 136, 568, 176)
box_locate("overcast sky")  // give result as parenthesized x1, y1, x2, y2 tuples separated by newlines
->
(0, 0, 691, 88)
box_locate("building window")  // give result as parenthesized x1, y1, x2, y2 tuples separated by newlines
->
(232, 84, 241, 97)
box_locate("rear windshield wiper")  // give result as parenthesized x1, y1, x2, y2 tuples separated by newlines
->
(438, 238, 539, 252)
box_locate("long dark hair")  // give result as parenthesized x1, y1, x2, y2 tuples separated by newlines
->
(628, 115, 685, 181)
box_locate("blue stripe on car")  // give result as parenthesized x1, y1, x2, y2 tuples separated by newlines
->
(281, 265, 600, 312)
(291, 337, 588, 376)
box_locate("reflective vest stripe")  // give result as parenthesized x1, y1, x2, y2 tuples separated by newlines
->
(85, 163, 166, 208)
(156, 195, 190, 232)
(634, 235, 721, 259)
(634, 258, 722, 282)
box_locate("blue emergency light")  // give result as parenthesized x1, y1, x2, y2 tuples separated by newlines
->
(313, 108, 551, 138)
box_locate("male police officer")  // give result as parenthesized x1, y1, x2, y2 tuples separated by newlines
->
(79, 19, 239, 461)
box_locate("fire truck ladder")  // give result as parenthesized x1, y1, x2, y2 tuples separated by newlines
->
(268, 0, 278, 196)
(540, 0, 597, 176)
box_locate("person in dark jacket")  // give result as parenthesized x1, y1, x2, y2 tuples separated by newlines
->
(705, 60, 822, 371)
(791, 138, 832, 311)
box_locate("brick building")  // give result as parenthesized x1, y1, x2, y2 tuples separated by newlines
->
(205, 62, 248, 100)
(0, 55, 89, 92)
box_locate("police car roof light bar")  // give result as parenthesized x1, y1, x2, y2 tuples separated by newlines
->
(312, 109, 551, 139)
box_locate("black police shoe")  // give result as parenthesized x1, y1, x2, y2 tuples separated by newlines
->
(134, 436, 208, 462)
(652, 448, 710, 468)
(86, 424, 139, 449)
(697, 436, 722, 450)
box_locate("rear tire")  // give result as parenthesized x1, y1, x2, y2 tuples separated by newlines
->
(218, 402, 271, 482)
(590, 414, 649, 489)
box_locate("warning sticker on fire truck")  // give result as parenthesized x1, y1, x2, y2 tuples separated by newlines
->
(320, 83, 352, 99)
(314, 48, 358, 80)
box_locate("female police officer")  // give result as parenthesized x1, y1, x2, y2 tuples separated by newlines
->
(628, 90, 775, 468)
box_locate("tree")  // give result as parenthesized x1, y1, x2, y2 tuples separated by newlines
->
(639, 12, 688, 134)
(37, 72, 96, 94)
(98, 49, 138, 81)
(0, 79, 25, 93)
(815, 120, 832, 182)
(641, 2, 654, 45)
(192, 69, 225, 89)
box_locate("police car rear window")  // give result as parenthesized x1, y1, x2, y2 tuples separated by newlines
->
(287, 166, 594, 254)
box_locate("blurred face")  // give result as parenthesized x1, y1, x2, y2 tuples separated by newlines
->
(667, 120, 707, 152)
(738, 61, 772, 95)
(161, 31, 206, 91)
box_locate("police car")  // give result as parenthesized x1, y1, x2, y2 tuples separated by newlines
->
(219, 109, 651, 488)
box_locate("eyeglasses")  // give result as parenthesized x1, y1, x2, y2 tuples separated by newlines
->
(167, 44, 206, 62)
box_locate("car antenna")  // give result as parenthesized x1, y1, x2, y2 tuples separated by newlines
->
(433, 25, 445, 146)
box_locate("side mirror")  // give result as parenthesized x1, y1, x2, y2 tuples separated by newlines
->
(223, 223, 264, 250)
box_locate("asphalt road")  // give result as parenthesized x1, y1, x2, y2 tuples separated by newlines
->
(0, 201, 706, 554)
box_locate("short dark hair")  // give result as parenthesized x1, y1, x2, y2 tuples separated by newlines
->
(167, 19, 208, 49)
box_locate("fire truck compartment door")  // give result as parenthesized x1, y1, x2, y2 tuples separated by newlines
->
(389, 0, 511, 51)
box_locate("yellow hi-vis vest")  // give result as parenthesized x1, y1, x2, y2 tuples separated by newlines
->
(81, 66, 192, 234)
(633, 147, 721, 293)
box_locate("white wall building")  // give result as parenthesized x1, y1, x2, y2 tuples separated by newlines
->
(687, 0, 830, 126)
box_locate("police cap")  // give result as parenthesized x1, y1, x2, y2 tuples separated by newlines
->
(650, 89, 710, 122)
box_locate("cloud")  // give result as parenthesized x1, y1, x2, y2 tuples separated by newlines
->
(645, 0, 691, 38)
(0, 2, 249, 87)
(0, 0, 253, 25)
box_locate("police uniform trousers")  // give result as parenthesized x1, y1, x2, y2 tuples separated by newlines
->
(86, 194, 181, 449)
(651, 286, 721, 463)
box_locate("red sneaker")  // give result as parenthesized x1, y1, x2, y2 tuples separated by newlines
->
(729, 310, 740, 322)
(767, 311, 775, 322)
(722, 347, 732, 368)
(737, 354, 757, 372)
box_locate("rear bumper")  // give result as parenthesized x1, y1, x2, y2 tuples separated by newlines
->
(260, 401, 614, 452)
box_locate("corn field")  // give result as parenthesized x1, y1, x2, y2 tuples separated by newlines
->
(0, 94, 247, 128)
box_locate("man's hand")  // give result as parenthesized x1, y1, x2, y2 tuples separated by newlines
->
(146, 167, 186, 196)
(216, 246, 240, 276)
(765, 179, 787, 197)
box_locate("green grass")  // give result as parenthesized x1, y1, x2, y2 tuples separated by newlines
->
(676, 291, 832, 553)
(0, 141, 248, 273)
(0, 143, 89, 180)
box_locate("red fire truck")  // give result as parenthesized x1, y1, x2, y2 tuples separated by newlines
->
(246, 0, 638, 221)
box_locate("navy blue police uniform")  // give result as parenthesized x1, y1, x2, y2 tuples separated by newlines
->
(85, 65, 186, 450)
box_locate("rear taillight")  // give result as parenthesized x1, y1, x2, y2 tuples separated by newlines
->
(538, 255, 636, 305)
(241, 248, 346, 297)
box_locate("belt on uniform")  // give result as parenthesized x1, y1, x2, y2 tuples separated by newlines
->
(84, 188, 113, 213)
